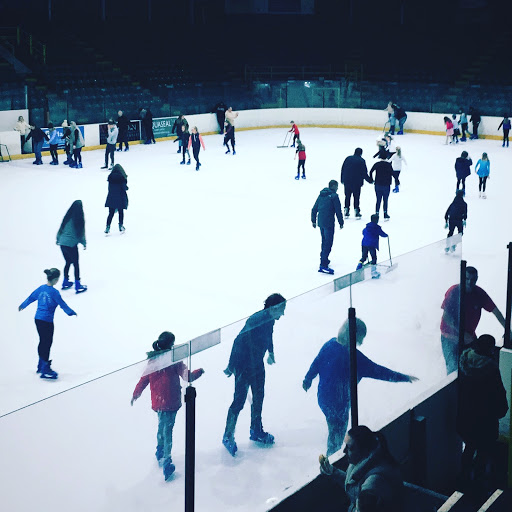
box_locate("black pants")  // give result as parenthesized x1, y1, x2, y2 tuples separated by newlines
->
(181, 145, 190, 163)
(392, 170, 400, 187)
(344, 184, 361, 209)
(503, 129, 509, 146)
(192, 147, 200, 165)
(297, 159, 305, 176)
(224, 127, 235, 150)
(479, 176, 488, 192)
(360, 246, 377, 265)
(50, 144, 58, 162)
(216, 113, 225, 133)
(105, 143, 115, 166)
(73, 148, 82, 164)
(447, 219, 463, 237)
(320, 227, 334, 267)
(118, 131, 129, 150)
(65, 143, 71, 162)
(35, 319, 54, 362)
(461, 123, 469, 139)
(472, 122, 479, 138)
(292, 133, 299, 145)
(107, 208, 124, 226)
(21, 134, 26, 153)
(456, 177, 466, 190)
(61, 245, 80, 281)
(226, 370, 265, 434)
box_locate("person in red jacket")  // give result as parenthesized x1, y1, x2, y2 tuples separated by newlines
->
(294, 139, 306, 180)
(289, 121, 300, 147)
(131, 332, 204, 481)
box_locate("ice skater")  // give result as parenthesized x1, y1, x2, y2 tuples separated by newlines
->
(459, 111, 470, 142)
(224, 122, 236, 155)
(498, 115, 510, 147)
(311, 180, 344, 274)
(289, 121, 300, 147)
(452, 114, 460, 144)
(25, 124, 49, 165)
(47, 123, 60, 165)
(444, 116, 454, 145)
(355, 214, 388, 279)
(469, 107, 481, 140)
(475, 152, 490, 198)
(101, 119, 118, 170)
(294, 139, 306, 179)
(172, 115, 188, 152)
(455, 151, 472, 193)
(303, 318, 417, 456)
(61, 121, 72, 165)
(104, 164, 128, 234)
(222, 293, 286, 456)
(69, 121, 84, 168)
(389, 146, 406, 193)
(340, 148, 372, 218)
(444, 190, 467, 253)
(131, 332, 204, 481)
(173, 124, 191, 165)
(188, 126, 205, 171)
(370, 152, 393, 220)
(57, 200, 87, 293)
(18, 268, 77, 379)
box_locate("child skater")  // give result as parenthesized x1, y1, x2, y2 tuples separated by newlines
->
(104, 164, 129, 234)
(289, 121, 300, 147)
(475, 152, 490, 198)
(224, 122, 236, 155)
(444, 116, 454, 144)
(18, 268, 77, 379)
(455, 151, 472, 194)
(173, 124, 191, 165)
(444, 190, 467, 253)
(498, 115, 510, 147)
(48, 123, 60, 165)
(389, 146, 407, 193)
(459, 111, 470, 141)
(57, 200, 87, 293)
(294, 139, 306, 180)
(356, 214, 388, 279)
(188, 126, 206, 171)
(451, 114, 460, 144)
(131, 332, 204, 481)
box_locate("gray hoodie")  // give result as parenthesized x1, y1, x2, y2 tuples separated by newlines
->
(107, 125, 119, 145)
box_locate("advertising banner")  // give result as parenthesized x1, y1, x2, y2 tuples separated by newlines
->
(152, 116, 178, 139)
(41, 125, 85, 150)
(99, 121, 141, 145)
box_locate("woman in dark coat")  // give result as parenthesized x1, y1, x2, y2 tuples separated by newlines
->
(104, 164, 128, 234)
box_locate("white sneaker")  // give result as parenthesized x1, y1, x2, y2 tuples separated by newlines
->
(482, 193, 486, 199)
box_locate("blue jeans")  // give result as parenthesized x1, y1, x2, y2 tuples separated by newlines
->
(398, 115, 407, 132)
(319, 227, 334, 268)
(375, 185, 390, 213)
(33, 140, 44, 163)
(389, 115, 396, 133)
(157, 410, 177, 462)
(441, 336, 459, 375)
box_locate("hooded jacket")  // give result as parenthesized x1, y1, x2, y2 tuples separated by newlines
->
(311, 188, 344, 229)
(444, 195, 467, 222)
(457, 348, 508, 445)
(455, 157, 472, 179)
(361, 222, 388, 250)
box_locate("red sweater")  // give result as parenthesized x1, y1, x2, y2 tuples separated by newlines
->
(132, 361, 203, 411)
(290, 124, 300, 134)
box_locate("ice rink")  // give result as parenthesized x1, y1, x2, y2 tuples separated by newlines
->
(0, 126, 509, 511)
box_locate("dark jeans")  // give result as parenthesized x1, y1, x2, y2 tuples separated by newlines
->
(33, 140, 44, 163)
(344, 184, 361, 209)
(105, 143, 115, 166)
(325, 410, 349, 456)
(472, 122, 480, 138)
(73, 147, 82, 164)
(297, 159, 305, 175)
(192, 147, 200, 164)
(398, 115, 407, 132)
(118, 131, 129, 150)
(35, 319, 54, 362)
(50, 144, 58, 162)
(64, 143, 71, 162)
(375, 184, 390, 213)
(216, 113, 225, 133)
(292, 133, 299, 145)
(224, 127, 235, 150)
(461, 123, 469, 139)
(225, 369, 265, 436)
(503, 129, 509, 146)
(456, 177, 466, 190)
(181, 145, 190, 163)
(447, 219, 463, 237)
(61, 245, 80, 281)
(319, 226, 334, 267)
(479, 176, 488, 192)
(361, 246, 377, 265)
(107, 207, 124, 226)
(441, 335, 458, 375)
(20, 134, 26, 153)
(392, 170, 400, 187)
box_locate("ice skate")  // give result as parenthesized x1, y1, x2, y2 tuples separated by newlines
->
(101, 165, 108, 169)
(295, 175, 300, 180)
(75, 280, 87, 294)
(301, 174, 306, 179)
(356, 262, 363, 270)
(397, 130, 403, 135)
(119, 224, 126, 233)
(355, 208, 362, 219)
(36, 357, 43, 374)
(479, 191, 482, 198)
(250, 428, 275, 445)
(180, 161, 185, 165)
(104, 225, 110, 234)
(318, 266, 334, 275)
(61, 279, 74, 290)
(40, 360, 58, 380)
(77, 163, 82, 169)
(225, 149, 231, 154)
(482, 193, 486, 199)
(233, 150, 236, 155)
(187, 160, 191, 165)
(344, 207, 350, 217)
(222, 436, 238, 457)
(163, 459, 175, 481)
(383, 212, 390, 220)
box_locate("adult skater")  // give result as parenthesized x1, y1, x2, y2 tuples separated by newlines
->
(444, 190, 467, 253)
(440, 266, 506, 374)
(214, 102, 227, 134)
(469, 107, 481, 140)
(311, 180, 344, 275)
(294, 139, 306, 179)
(289, 121, 300, 147)
(369, 152, 393, 220)
(224, 122, 236, 155)
(355, 214, 388, 279)
(340, 148, 372, 218)
(116, 110, 130, 151)
(391, 103, 407, 135)
(25, 124, 49, 165)
(146, 108, 155, 143)
(319, 426, 405, 511)
(475, 152, 490, 198)
(455, 151, 472, 193)
(132, 331, 204, 481)
(188, 126, 205, 170)
(57, 200, 87, 293)
(222, 293, 287, 456)
(498, 115, 510, 147)
(18, 268, 77, 379)
(69, 121, 85, 169)
(61, 120, 72, 165)
(459, 111, 470, 142)
(172, 114, 188, 153)
(101, 119, 118, 170)
(14, 115, 30, 154)
(174, 124, 191, 165)
(390, 146, 407, 193)
(303, 319, 417, 456)
(104, 164, 128, 234)
(47, 123, 60, 165)
(457, 335, 508, 491)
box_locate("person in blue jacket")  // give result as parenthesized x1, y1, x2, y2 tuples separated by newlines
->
(18, 268, 77, 379)
(222, 293, 286, 456)
(303, 318, 418, 456)
(356, 214, 388, 273)
(47, 123, 61, 165)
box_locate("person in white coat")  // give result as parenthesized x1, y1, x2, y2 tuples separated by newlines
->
(14, 115, 31, 154)
(389, 146, 407, 193)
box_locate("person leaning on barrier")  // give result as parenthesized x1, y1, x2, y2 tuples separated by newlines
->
(319, 425, 405, 512)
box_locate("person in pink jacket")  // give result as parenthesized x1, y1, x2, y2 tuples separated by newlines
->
(188, 126, 206, 171)
(131, 332, 204, 481)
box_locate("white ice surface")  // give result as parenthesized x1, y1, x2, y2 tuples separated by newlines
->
(0, 127, 509, 511)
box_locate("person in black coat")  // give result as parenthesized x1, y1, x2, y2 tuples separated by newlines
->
(116, 110, 130, 151)
(369, 153, 393, 219)
(457, 335, 508, 488)
(104, 164, 128, 234)
(25, 125, 49, 165)
(144, 108, 155, 144)
(444, 189, 467, 252)
(340, 148, 373, 218)
(214, 102, 227, 134)
(455, 151, 472, 192)
(469, 107, 481, 140)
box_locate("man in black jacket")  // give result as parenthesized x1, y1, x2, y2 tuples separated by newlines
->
(311, 180, 344, 274)
(25, 125, 49, 165)
(469, 107, 481, 140)
(116, 110, 129, 151)
(340, 148, 373, 219)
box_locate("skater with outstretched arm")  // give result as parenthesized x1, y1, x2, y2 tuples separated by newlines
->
(188, 126, 206, 171)
(303, 318, 417, 456)
(222, 293, 286, 456)
(131, 332, 204, 481)
(104, 164, 128, 234)
(19, 268, 77, 379)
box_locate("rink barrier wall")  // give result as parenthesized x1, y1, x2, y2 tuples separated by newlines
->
(1, 107, 506, 159)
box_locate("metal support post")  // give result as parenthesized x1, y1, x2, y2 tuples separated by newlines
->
(348, 307, 358, 428)
(185, 385, 196, 512)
